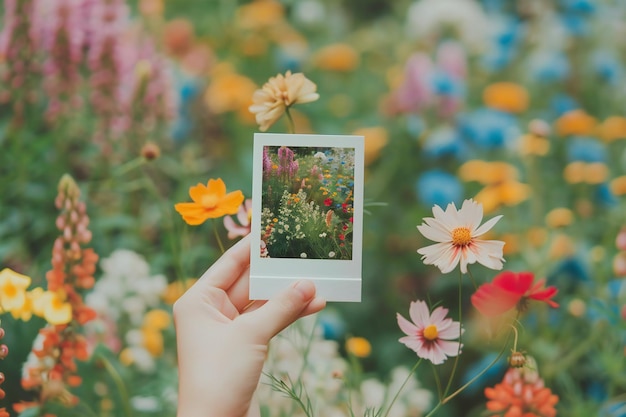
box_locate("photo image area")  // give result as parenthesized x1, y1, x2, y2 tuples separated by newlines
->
(260, 145, 356, 260)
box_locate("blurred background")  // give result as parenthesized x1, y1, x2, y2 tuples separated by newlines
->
(1, 0, 626, 416)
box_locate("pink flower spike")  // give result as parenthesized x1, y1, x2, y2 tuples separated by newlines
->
(397, 300, 463, 365)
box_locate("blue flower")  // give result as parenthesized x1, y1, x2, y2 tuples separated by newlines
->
(457, 108, 520, 149)
(528, 50, 571, 83)
(592, 51, 623, 85)
(422, 126, 467, 159)
(600, 397, 626, 417)
(560, 0, 596, 13)
(415, 170, 463, 209)
(596, 183, 618, 207)
(431, 71, 464, 97)
(551, 94, 579, 116)
(567, 137, 606, 162)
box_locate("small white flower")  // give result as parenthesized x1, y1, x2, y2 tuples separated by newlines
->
(300, 253, 307, 258)
(328, 251, 336, 258)
(319, 232, 327, 238)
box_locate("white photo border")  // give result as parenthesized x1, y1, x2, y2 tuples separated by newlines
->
(249, 133, 364, 302)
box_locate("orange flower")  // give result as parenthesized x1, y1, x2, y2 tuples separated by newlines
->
(313, 43, 360, 72)
(175, 178, 244, 225)
(598, 116, 626, 142)
(554, 109, 597, 136)
(483, 82, 529, 113)
(485, 366, 558, 417)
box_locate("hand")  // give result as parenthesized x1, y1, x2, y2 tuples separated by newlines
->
(174, 235, 326, 417)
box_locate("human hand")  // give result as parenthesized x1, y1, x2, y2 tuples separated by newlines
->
(174, 235, 326, 417)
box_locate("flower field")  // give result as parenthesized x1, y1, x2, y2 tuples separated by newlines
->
(1, 0, 626, 416)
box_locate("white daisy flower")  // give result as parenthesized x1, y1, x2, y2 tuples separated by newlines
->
(416, 199, 505, 274)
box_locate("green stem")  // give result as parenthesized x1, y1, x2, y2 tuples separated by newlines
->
(382, 359, 422, 417)
(430, 362, 443, 400)
(213, 219, 225, 254)
(442, 271, 464, 397)
(467, 268, 478, 290)
(285, 107, 296, 134)
(441, 326, 515, 405)
(423, 401, 443, 417)
(112, 156, 147, 178)
(97, 354, 133, 417)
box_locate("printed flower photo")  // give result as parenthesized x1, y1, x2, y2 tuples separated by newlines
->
(260, 145, 355, 259)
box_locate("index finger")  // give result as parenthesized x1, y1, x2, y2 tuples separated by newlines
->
(199, 234, 251, 291)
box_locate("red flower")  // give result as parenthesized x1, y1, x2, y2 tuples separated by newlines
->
(324, 198, 333, 206)
(339, 234, 345, 241)
(342, 224, 349, 231)
(471, 271, 558, 317)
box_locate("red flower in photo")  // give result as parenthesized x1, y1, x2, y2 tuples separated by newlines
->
(471, 271, 558, 317)
(324, 198, 333, 206)
(342, 224, 349, 231)
(339, 234, 345, 241)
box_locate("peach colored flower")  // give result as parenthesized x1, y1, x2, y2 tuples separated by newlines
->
(417, 199, 505, 274)
(249, 71, 319, 131)
(485, 366, 558, 417)
(175, 178, 244, 225)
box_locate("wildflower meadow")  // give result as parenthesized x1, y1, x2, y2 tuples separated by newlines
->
(1, 0, 626, 416)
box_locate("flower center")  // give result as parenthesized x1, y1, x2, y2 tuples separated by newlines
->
(201, 194, 219, 209)
(3, 281, 17, 298)
(423, 324, 438, 341)
(451, 227, 472, 246)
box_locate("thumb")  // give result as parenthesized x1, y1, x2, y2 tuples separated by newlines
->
(242, 280, 318, 344)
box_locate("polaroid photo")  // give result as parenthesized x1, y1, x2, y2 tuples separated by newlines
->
(249, 133, 364, 302)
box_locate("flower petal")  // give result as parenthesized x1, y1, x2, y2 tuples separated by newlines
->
(408, 300, 430, 328)
(471, 282, 520, 316)
(206, 178, 227, 197)
(397, 313, 419, 336)
(473, 214, 503, 237)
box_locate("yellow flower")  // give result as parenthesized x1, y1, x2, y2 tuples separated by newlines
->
(143, 309, 171, 330)
(353, 126, 388, 166)
(142, 327, 164, 357)
(34, 290, 72, 325)
(312, 43, 360, 72)
(519, 134, 550, 156)
(474, 181, 531, 214)
(610, 176, 626, 196)
(599, 116, 626, 142)
(554, 109, 597, 136)
(483, 82, 529, 113)
(0, 268, 31, 312)
(175, 178, 245, 225)
(545, 208, 574, 228)
(205, 64, 258, 117)
(563, 162, 608, 184)
(249, 71, 319, 132)
(162, 279, 197, 305)
(236, 0, 285, 30)
(345, 337, 371, 358)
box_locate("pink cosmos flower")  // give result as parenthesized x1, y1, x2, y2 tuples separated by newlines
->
(417, 199, 505, 274)
(471, 271, 559, 317)
(223, 199, 252, 239)
(397, 300, 463, 365)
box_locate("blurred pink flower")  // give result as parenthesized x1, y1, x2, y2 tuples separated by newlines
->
(40, 0, 85, 120)
(223, 199, 252, 239)
(397, 300, 463, 365)
(417, 199, 505, 274)
(386, 41, 466, 118)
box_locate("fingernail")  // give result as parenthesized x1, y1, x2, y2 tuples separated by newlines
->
(292, 280, 316, 300)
